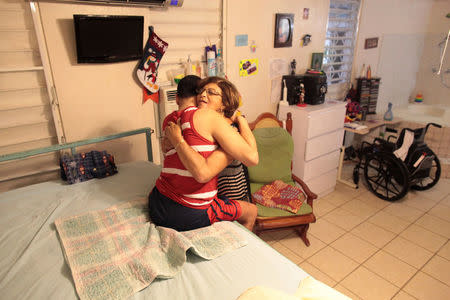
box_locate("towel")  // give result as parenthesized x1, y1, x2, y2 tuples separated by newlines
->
(55, 198, 247, 300)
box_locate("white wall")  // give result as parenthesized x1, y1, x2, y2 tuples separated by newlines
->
(37, 1, 221, 165)
(224, 0, 329, 121)
(353, 0, 450, 114)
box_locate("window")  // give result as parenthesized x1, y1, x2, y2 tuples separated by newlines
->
(323, 0, 361, 98)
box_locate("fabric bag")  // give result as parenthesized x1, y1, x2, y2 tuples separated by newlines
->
(60, 150, 117, 184)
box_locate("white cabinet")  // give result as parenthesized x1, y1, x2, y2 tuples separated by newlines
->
(278, 101, 346, 197)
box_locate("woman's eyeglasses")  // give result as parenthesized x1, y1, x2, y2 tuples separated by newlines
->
(197, 88, 222, 98)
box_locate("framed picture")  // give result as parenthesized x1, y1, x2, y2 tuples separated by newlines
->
(364, 37, 379, 49)
(311, 53, 323, 70)
(274, 13, 294, 48)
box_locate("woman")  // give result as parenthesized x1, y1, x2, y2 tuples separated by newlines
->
(149, 77, 258, 231)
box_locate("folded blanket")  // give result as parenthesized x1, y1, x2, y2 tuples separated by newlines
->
(55, 198, 247, 300)
(252, 180, 305, 213)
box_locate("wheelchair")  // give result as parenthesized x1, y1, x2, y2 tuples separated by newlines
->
(352, 122, 442, 201)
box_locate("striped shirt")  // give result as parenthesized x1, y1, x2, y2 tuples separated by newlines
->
(156, 106, 219, 209)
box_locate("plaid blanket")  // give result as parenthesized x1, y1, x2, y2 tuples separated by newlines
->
(55, 198, 247, 300)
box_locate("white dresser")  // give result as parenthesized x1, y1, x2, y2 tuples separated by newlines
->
(278, 101, 346, 197)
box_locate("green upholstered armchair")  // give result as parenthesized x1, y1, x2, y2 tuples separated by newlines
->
(248, 112, 317, 246)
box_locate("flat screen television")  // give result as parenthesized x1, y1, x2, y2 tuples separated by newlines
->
(73, 14, 144, 63)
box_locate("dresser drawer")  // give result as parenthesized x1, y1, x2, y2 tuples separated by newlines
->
(304, 129, 344, 161)
(306, 105, 346, 139)
(302, 150, 340, 181)
(304, 168, 338, 197)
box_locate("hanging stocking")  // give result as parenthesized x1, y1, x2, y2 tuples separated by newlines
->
(137, 29, 168, 96)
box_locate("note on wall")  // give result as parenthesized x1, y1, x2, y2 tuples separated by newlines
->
(269, 59, 288, 103)
(235, 34, 249, 47)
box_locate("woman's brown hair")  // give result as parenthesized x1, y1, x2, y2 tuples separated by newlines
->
(197, 76, 240, 118)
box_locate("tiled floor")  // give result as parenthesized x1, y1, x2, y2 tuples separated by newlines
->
(259, 167, 450, 300)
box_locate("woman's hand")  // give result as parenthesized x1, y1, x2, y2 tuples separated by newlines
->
(165, 120, 183, 148)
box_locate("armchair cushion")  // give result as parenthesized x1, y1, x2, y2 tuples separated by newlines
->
(251, 182, 313, 217)
(247, 127, 293, 184)
(252, 180, 306, 213)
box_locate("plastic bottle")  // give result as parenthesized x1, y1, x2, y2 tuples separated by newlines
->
(185, 55, 194, 75)
(366, 65, 372, 79)
(279, 79, 289, 106)
(207, 50, 216, 76)
(360, 64, 366, 78)
(216, 49, 225, 77)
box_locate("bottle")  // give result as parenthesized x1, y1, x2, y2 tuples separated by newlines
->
(216, 49, 225, 77)
(360, 64, 366, 78)
(195, 60, 202, 77)
(207, 50, 216, 76)
(366, 65, 372, 79)
(384, 102, 393, 121)
(279, 79, 289, 106)
(185, 55, 193, 75)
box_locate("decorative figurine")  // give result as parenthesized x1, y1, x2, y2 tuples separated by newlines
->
(290, 59, 296, 75)
(384, 102, 394, 121)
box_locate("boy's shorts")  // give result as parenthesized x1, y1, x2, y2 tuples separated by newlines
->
(148, 187, 242, 231)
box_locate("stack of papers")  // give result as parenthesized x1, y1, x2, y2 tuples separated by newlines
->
(344, 123, 368, 130)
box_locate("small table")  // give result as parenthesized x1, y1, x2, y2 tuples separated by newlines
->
(337, 116, 402, 188)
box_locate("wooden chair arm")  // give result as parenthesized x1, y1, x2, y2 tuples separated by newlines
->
(292, 174, 318, 206)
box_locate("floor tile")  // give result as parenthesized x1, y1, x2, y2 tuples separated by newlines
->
(433, 178, 450, 194)
(422, 255, 450, 285)
(412, 188, 448, 202)
(400, 192, 438, 212)
(356, 190, 391, 210)
(399, 224, 447, 252)
(440, 194, 450, 207)
(298, 261, 336, 288)
(368, 210, 410, 234)
(313, 198, 337, 218)
(391, 290, 417, 300)
(307, 246, 359, 281)
(364, 250, 417, 287)
(437, 241, 450, 260)
(351, 221, 397, 248)
(428, 203, 450, 222)
(257, 232, 278, 245)
(322, 189, 354, 207)
(323, 207, 366, 231)
(279, 231, 326, 259)
(308, 219, 346, 244)
(415, 213, 450, 238)
(384, 236, 434, 269)
(340, 199, 381, 219)
(382, 202, 424, 222)
(266, 228, 295, 240)
(403, 271, 450, 300)
(331, 232, 378, 263)
(334, 284, 363, 300)
(271, 242, 304, 265)
(340, 266, 399, 300)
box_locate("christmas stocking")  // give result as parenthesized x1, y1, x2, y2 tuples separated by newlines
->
(137, 30, 168, 95)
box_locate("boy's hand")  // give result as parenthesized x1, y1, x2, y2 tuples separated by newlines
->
(165, 120, 183, 147)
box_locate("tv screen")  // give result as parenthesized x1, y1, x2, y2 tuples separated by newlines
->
(73, 15, 144, 63)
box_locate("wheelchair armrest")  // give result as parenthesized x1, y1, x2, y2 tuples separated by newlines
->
(292, 174, 318, 206)
(387, 135, 397, 143)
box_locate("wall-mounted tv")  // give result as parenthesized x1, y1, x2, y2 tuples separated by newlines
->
(73, 14, 144, 63)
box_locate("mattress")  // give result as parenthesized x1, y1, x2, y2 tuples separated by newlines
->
(0, 161, 309, 299)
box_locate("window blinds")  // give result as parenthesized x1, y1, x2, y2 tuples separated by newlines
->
(323, 0, 361, 95)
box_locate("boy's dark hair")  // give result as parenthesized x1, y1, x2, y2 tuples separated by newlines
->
(177, 75, 201, 98)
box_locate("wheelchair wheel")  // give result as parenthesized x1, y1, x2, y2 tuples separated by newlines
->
(411, 151, 441, 191)
(364, 152, 409, 201)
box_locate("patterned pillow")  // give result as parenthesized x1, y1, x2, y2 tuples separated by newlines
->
(252, 180, 305, 213)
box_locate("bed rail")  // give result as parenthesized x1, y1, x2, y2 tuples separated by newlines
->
(0, 127, 154, 163)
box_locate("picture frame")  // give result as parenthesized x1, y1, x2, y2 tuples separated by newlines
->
(274, 13, 294, 48)
(364, 37, 379, 49)
(311, 52, 324, 70)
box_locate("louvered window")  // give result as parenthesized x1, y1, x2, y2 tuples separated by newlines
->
(323, 0, 361, 98)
